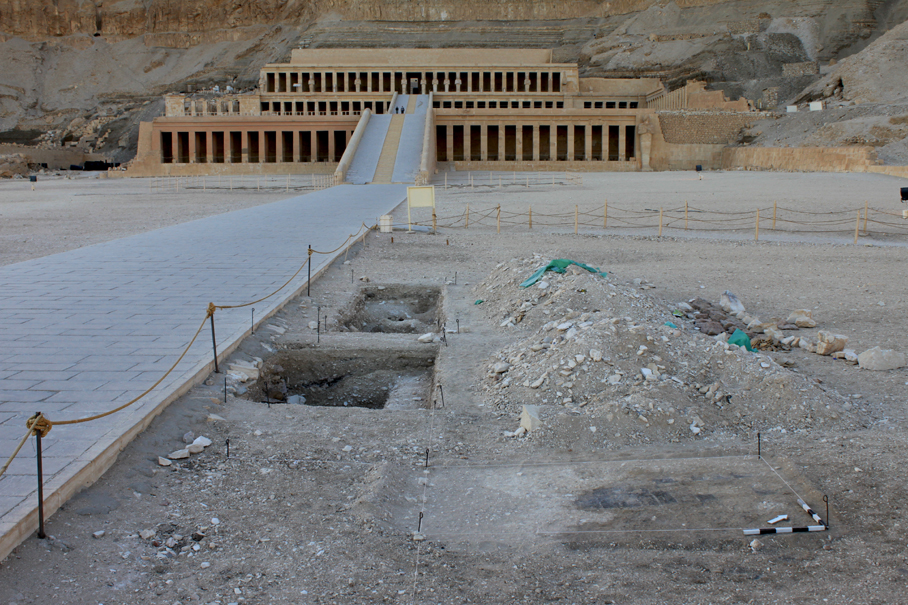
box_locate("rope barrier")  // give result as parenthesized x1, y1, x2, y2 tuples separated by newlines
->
(3, 221, 377, 479)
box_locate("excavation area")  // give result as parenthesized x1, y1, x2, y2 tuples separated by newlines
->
(1, 172, 907, 604)
(414, 454, 810, 540)
(251, 348, 436, 410)
(338, 285, 442, 333)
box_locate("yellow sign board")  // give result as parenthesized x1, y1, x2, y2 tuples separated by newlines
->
(407, 186, 436, 231)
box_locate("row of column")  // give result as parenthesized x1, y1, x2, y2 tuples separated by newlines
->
(264, 70, 564, 95)
(163, 129, 350, 164)
(440, 123, 631, 162)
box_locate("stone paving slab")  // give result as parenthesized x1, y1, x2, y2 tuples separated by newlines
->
(0, 184, 407, 560)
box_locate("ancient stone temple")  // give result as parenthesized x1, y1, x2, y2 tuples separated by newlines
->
(125, 48, 756, 180)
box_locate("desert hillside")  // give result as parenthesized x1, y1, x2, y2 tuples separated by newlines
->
(1, 0, 907, 163)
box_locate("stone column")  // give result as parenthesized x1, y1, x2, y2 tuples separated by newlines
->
(550, 125, 557, 161)
(480, 124, 488, 161)
(567, 125, 575, 161)
(444, 76, 449, 93)
(498, 124, 506, 162)
(205, 131, 213, 163)
(584, 125, 592, 162)
(171, 131, 179, 163)
(293, 130, 301, 162)
(328, 130, 336, 163)
(532, 125, 540, 161)
(464, 125, 471, 162)
(259, 130, 266, 162)
(618, 125, 627, 161)
(276, 131, 284, 163)
(446, 125, 454, 163)
(455, 76, 461, 93)
(309, 131, 316, 162)
(367, 73, 372, 93)
(467, 73, 472, 93)
(241, 131, 249, 163)
(432, 77, 438, 93)
(515, 124, 523, 163)
(188, 131, 197, 163)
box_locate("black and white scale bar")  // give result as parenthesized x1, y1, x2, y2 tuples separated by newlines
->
(743, 525, 827, 535)
(798, 498, 826, 525)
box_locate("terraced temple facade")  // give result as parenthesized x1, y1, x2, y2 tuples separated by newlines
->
(125, 48, 756, 179)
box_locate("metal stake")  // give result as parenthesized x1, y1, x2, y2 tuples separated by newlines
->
(317, 305, 321, 344)
(224, 377, 227, 403)
(437, 385, 445, 408)
(418, 511, 424, 532)
(757, 432, 761, 458)
(35, 417, 46, 539)
(454, 271, 457, 285)
(226, 438, 230, 459)
(456, 319, 460, 334)
(425, 448, 429, 468)
(307, 246, 312, 296)
(210, 312, 219, 373)
(824, 495, 829, 527)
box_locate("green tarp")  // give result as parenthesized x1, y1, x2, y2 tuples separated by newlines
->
(520, 259, 608, 288)
(728, 329, 754, 352)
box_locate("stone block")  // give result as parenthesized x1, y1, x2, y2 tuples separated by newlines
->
(816, 331, 847, 356)
(520, 405, 542, 432)
(858, 347, 907, 371)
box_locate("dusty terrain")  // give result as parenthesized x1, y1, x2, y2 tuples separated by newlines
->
(0, 172, 907, 604)
(0, 174, 307, 266)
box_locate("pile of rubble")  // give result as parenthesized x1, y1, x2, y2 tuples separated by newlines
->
(474, 257, 862, 444)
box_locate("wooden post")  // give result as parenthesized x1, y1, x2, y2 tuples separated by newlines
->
(658, 208, 663, 237)
(465, 203, 470, 228)
(575, 205, 579, 235)
(772, 201, 777, 230)
(497, 205, 501, 234)
(604, 200, 607, 228)
(864, 201, 869, 234)
(755, 209, 760, 241)
(685, 201, 688, 230)
(529, 207, 533, 229)
(854, 210, 860, 244)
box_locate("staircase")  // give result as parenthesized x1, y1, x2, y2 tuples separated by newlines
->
(371, 115, 405, 184)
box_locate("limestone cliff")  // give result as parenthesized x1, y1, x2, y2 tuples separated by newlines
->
(0, 0, 905, 162)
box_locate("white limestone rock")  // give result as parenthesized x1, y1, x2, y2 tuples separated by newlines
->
(858, 347, 907, 371)
(417, 333, 435, 343)
(787, 309, 817, 328)
(168, 448, 190, 460)
(493, 361, 511, 374)
(719, 291, 745, 315)
(520, 405, 543, 432)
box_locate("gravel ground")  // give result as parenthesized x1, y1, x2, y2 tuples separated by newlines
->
(0, 171, 907, 604)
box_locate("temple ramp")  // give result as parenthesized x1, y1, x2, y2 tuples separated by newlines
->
(391, 94, 429, 184)
(344, 114, 391, 185)
(371, 114, 405, 184)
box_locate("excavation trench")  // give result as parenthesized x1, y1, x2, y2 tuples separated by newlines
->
(249, 348, 437, 410)
(338, 285, 442, 333)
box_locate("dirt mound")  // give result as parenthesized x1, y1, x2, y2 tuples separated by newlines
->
(474, 256, 854, 445)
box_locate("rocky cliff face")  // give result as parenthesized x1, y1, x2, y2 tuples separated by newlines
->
(0, 0, 905, 162)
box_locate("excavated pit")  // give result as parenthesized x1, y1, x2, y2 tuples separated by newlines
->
(251, 348, 437, 410)
(339, 285, 441, 333)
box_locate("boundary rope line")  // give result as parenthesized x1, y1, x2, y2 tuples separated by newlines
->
(2, 221, 376, 476)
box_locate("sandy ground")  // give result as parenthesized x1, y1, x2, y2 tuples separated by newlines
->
(0, 174, 306, 266)
(0, 171, 907, 604)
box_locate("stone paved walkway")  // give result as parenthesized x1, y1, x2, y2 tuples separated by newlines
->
(0, 184, 408, 559)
